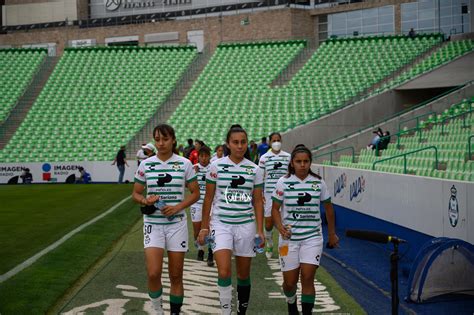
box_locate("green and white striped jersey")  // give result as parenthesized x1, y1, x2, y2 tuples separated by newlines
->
(134, 154, 197, 225)
(206, 156, 264, 225)
(272, 174, 331, 241)
(194, 162, 210, 208)
(258, 150, 291, 195)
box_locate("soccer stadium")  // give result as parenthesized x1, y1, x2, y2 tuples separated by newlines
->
(0, 0, 473, 313)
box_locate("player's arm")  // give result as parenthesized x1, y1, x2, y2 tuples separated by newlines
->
(132, 182, 158, 206)
(323, 200, 339, 248)
(161, 176, 200, 217)
(198, 181, 216, 245)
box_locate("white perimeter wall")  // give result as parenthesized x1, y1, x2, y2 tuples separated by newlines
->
(312, 164, 473, 244)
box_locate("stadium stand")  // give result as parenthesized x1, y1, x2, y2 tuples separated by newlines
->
(0, 49, 46, 123)
(376, 39, 474, 92)
(331, 98, 474, 181)
(169, 35, 443, 148)
(0, 46, 197, 162)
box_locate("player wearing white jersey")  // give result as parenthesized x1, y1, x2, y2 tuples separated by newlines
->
(211, 144, 225, 163)
(132, 124, 200, 315)
(258, 132, 291, 259)
(198, 124, 264, 315)
(190, 145, 214, 266)
(272, 144, 338, 315)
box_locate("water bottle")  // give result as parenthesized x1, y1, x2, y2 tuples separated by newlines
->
(155, 199, 166, 210)
(254, 235, 264, 254)
(279, 225, 292, 257)
(204, 235, 215, 245)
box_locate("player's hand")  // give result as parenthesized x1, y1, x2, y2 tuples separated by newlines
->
(197, 229, 209, 246)
(161, 205, 180, 217)
(194, 165, 199, 173)
(257, 231, 265, 247)
(144, 195, 159, 206)
(277, 225, 291, 240)
(328, 233, 339, 248)
(262, 195, 266, 205)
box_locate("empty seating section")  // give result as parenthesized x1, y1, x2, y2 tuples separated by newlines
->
(334, 98, 474, 182)
(377, 40, 474, 92)
(0, 49, 46, 123)
(288, 35, 441, 118)
(169, 41, 305, 147)
(0, 46, 197, 162)
(170, 35, 441, 149)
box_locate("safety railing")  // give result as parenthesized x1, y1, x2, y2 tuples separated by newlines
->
(372, 146, 439, 174)
(398, 110, 436, 134)
(313, 146, 355, 165)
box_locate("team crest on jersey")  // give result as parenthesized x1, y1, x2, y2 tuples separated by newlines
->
(210, 172, 218, 179)
(312, 182, 320, 191)
(172, 162, 181, 171)
(246, 168, 254, 175)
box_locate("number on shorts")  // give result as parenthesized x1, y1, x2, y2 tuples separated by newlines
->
(144, 224, 152, 235)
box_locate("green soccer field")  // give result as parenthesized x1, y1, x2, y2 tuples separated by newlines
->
(0, 184, 365, 314)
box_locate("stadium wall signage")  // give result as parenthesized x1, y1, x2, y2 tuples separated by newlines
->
(0, 161, 138, 184)
(321, 165, 473, 244)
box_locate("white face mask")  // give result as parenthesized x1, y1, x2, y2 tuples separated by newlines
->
(271, 142, 282, 151)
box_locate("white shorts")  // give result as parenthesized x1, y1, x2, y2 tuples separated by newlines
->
(210, 218, 256, 257)
(143, 219, 188, 252)
(190, 205, 202, 223)
(264, 193, 273, 218)
(278, 236, 323, 272)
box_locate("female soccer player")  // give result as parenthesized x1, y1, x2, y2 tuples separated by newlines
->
(211, 144, 225, 163)
(198, 124, 265, 315)
(271, 144, 338, 315)
(132, 124, 200, 315)
(191, 145, 214, 266)
(258, 132, 291, 259)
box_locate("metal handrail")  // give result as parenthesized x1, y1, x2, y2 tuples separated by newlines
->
(468, 135, 474, 160)
(398, 110, 436, 134)
(440, 108, 474, 134)
(312, 80, 473, 152)
(313, 146, 355, 165)
(372, 146, 439, 174)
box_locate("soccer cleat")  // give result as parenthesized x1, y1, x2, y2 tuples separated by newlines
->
(197, 249, 204, 261)
(265, 246, 273, 259)
(207, 249, 214, 267)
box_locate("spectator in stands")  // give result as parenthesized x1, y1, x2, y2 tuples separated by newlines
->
(112, 145, 129, 183)
(76, 167, 91, 184)
(211, 144, 224, 162)
(20, 168, 33, 184)
(136, 143, 148, 166)
(367, 127, 383, 150)
(378, 131, 391, 151)
(184, 139, 194, 158)
(257, 137, 269, 159)
(189, 140, 204, 165)
(249, 140, 259, 163)
(408, 28, 416, 39)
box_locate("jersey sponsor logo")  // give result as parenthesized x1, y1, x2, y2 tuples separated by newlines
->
(273, 162, 283, 170)
(297, 192, 312, 206)
(138, 170, 145, 177)
(157, 173, 172, 186)
(276, 189, 284, 197)
(230, 175, 246, 188)
(224, 186, 252, 204)
(448, 185, 459, 227)
(180, 240, 186, 248)
(288, 183, 295, 190)
(292, 212, 317, 220)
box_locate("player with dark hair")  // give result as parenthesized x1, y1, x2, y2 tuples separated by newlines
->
(271, 144, 338, 315)
(198, 124, 264, 315)
(132, 123, 200, 315)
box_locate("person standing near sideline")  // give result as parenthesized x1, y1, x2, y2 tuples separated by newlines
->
(198, 124, 265, 315)
(258, 132, 291, 259)
(257, 137, 269, 160)
(112, 145, 129, 183)
(132, 124, 200, 315)
(272, 144, 338, 315)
